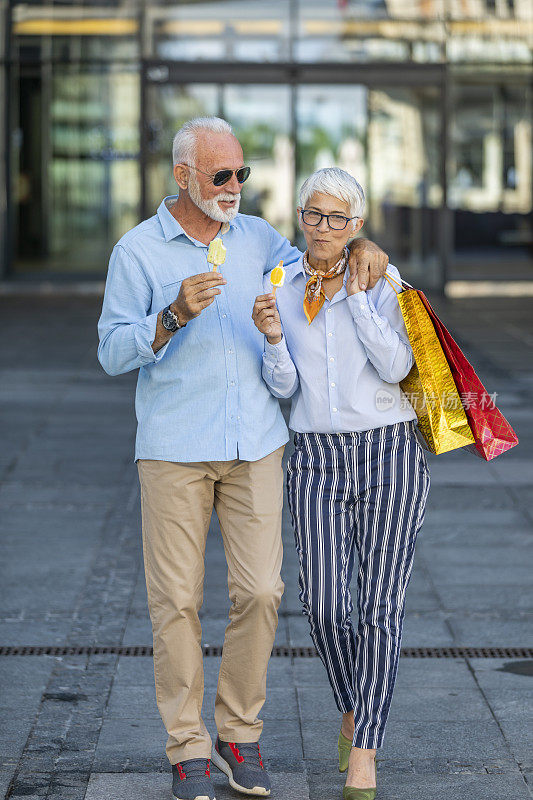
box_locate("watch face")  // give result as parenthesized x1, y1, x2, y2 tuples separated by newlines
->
(162, 309, 178, 331)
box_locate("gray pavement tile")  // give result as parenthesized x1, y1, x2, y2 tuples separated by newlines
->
(419, 543, 533, 568)
(448, 617, 533, 647)
(496, 717, 533, 766)
(307, 770, 530, 800)
(421, 508, 527, 529)
(92, 718, 167, 771)
(432, 584, 533, 613)
(85, 771, 310, 800)
(0, 771, 16, 799)
(120, 615, 153, 646)
(105, 683, 158, 719)
(303, 717, 511, 762)
(114, 657, 154, 686)
(418, 525, 533, 547)
(387, 686, 494, 723)
(0, 711, 40, 757)
(297, 685, 492, 724)
(292, 659, 336, 690)
(399, 613, 455, 647)
(469, 658, 533, 690)
(0, 619, 72, 646)
(424, 486, 516, 511)
(491, 458, 533, 485)
(425, 562, 532, 586)
(480, 688, 533, 726)
(393, 659, 477, 689)
(403, 588, 442, 612)
(424, 461, 500, 486)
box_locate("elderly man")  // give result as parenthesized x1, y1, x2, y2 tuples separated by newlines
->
(97, 116, 388, 800)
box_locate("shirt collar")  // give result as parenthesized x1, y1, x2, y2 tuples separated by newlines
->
(157, 195, 233, 244)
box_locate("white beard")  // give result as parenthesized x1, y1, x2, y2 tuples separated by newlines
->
(188, 172, 240, 223)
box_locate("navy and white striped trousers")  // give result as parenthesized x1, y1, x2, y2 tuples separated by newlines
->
(287, 420, 430, 749)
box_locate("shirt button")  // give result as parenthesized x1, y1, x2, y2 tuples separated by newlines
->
(228, 349, 233, 354)
(230, 381, 235, 386)
(329, 357, 334, 362)
(331, 382, 336, 387)
(332, 407, 338, 412)
(222, 314, 227, 319)
(360, 304, 365, 309)
(327, 308, 332, 313)
(328, 332, 333, 337)
(237, 416, 241, 420)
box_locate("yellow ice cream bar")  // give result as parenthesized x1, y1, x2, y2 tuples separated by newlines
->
(207, 237, 226, 270)
(270, 261, 285, 288)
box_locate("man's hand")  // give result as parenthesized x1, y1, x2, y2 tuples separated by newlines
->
(252, 294, 282, 345)
(171, 272, 227, 324)
(347, 238, 388, 292)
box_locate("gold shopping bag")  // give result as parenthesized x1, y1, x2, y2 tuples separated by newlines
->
(384, 272, 475, 455)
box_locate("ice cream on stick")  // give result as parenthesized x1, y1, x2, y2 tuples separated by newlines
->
(207, 237, 226, 271)
(270, 261, 285, 296)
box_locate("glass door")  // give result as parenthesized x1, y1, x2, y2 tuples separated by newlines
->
(13, 63, 140, 274)
(365, 86, 442, 286)
(144, 79, 293, 237)
(295, 83, 443, 287)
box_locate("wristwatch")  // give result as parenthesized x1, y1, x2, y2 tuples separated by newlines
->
(161, 305, 186, 333)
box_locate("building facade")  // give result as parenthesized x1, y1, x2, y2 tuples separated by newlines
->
(1, 0, 532, 290)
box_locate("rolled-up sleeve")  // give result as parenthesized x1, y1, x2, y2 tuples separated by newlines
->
(97, 245, 170, 376)
(347, 266, 413, 384)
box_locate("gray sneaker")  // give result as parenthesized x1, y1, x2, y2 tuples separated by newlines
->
(212, 736, 271, 796)
(172, 758, 215, 800)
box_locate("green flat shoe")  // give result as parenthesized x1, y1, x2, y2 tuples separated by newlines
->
(338, 731, 352, 773)
(342, 759, 377, 799)
(342, 788, 376, 800)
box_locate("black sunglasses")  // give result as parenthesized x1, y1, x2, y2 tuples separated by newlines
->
(185, 164, 251, 187)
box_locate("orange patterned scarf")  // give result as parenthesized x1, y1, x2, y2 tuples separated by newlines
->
(302, 247, 349, 324)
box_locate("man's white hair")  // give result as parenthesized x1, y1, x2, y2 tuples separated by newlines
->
(172, 116, 234, 166)
(299, 167, 365, 219)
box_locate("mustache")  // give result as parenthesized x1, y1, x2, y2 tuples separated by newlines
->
(217, 193, 241, 202)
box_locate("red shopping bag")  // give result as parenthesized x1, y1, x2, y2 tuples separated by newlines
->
(385, 271, 518, 460)
(417, 292, 518, 460)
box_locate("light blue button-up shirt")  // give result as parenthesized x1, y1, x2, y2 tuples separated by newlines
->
(97, 196, 301, 462)
(262, 258, 418, 433)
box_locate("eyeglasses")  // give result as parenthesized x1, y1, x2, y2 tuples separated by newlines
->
(184, 164, 251, 187)
(300, 209, 358, 231)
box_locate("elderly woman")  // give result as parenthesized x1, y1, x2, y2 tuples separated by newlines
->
(252, 167, 430, 800)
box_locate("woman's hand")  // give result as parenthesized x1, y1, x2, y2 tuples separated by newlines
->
(346, 271, 364, 297)
(252, 294, 283, 344)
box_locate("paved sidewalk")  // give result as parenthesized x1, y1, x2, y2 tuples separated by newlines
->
(0, 293, 532, 800)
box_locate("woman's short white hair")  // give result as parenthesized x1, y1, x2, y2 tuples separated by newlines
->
(299, 167, 365, 219)
(172, 117, 233, 166)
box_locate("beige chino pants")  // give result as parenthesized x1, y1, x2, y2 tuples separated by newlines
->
(137, 446, 285, 765)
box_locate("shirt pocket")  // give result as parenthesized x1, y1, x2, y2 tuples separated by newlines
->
(160, 279, 184, 307)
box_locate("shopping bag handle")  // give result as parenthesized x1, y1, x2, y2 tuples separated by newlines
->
(384, 270, 414, 294)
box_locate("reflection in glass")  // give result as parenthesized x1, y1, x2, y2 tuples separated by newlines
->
(147, 1, 291, 62)
(14, 65, 140, 273)
(223, 85, 293, 238)
(145, 84, 219, 213)
(366, 87, 442, 284)
(450, 82, 532, 274)
(296, 0, 445, 63)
